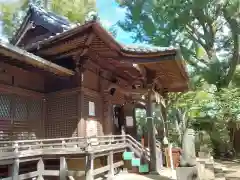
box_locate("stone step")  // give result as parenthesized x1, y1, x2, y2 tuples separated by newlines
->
(225, 172, 240, 180)
(214, 166, 224, 174)
(215, 178, 226, 180)
(215, 172, 225, 178)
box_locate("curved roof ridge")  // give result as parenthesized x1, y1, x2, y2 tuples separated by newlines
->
(29, 4, 73, 28)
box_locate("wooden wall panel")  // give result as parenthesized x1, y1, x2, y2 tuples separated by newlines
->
(46, 93, 78, 138)
(45, 118, 78, 138)
(82, 70, 99, 91)
(0, 62, 45, 92)
(0, 72, 12, 85)
(102, 93, 112, 135)
(82, 93, 102, 136)
(44, 76, 75, 92)
(0, 93, 43, 141)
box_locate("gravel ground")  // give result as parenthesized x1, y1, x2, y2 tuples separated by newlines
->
(113, 173, 170, 180)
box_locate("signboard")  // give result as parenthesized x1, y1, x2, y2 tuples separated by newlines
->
(86, 119, 97, 137)
(89, 101, 95, 116)
(126, 116, 134, 127)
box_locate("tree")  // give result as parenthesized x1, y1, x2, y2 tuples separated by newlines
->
(116, 0, 239, 89)
(116, 0, 240, 155)
(0, 0, 96, 39)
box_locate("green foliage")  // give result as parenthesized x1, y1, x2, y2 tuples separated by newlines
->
(135, 108, 147, 136)
(232, 65, 240, 87)
(0, 0, 96, 39)
(118, 0, 239, 155)
(116, 0, 240, 87)
(51, 0, 96, 23)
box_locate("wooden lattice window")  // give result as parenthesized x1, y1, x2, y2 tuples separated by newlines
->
(0, 94, 11, 119)
(48, 93, 77, 121)
(62, 94, 77, 118)
(28, 99, 42, 120)
(15, 96, 27, 121)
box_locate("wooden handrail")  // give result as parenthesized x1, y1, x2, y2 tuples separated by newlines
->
(0, 134, 163, 180)
(0, 134, 161, 161)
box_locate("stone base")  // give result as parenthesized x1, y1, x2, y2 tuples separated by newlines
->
(205, 163, 215, 180)
(176, 166, 199, 180)
(198, 152, 211, 159)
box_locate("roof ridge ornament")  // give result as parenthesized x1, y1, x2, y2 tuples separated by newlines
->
(85, 11, 99, 23)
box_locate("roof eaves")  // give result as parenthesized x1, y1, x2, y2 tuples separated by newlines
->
(121, 44, 176, 53)
(0, 40, 74, 76)
(10, 9, 32, 45)
(30, 4, 72, 31)
(25, 21, 94, 51)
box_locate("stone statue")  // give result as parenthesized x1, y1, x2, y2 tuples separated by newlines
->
(177, 129, 199, 180)
(180, 128, 197, 167)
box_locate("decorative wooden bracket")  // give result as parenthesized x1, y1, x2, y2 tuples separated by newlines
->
(105, 83, 148, 97)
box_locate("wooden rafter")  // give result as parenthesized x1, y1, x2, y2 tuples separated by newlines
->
(0, 41, 74, 77)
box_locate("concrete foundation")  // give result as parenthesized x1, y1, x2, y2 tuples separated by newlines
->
(176, 166, 199, 180)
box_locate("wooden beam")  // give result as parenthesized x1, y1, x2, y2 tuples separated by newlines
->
(146, 90, 157, 172)
(93, 161, 124, 176)
(60, 157, 68, 180)
(85, 153, 94, 180)
(43, 170, 59, 176)
(100, 54, 176, 63)
(37, 158, 44, 180)
(108, 151, 114, 179)
(0, 159, 13, 165)
(0, 41, 75, 77)
(0, 84, 44, 99)
(15, 21, 34, 46)
(18, 171, 39, 180)
(12, 159, 19, 180)
(105, 83, 147, 96)
(67, 170, 85, 177)
(47, 33, 96, 60)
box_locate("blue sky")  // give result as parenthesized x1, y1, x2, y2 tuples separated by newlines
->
(0, 0, 134, 44)
(96, 0, 134, 44)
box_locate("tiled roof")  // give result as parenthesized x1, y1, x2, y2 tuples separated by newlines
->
(24, 6, 176, 54)
(0, 40, 74, 76)
(121, 44, 176, 53)
(29, 4, 74, 33)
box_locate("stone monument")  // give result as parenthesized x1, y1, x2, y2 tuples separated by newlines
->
(176, 128, 199, 180)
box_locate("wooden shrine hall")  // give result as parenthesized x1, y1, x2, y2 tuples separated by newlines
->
(0, 4, 188, 179)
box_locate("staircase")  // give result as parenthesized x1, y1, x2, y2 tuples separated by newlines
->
(122, 135, 162, 174)
(198, 158, 240, 180)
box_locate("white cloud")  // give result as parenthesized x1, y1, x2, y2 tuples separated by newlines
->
(100, 19, 113, 29)
(0, 0, 19, 3)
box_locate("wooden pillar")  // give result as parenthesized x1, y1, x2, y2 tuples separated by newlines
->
(37, 158, 44, 180)
(121, 126, 126, 144)
(12, 159, 19, 180)
(108, 151, 114, 179)
(146, 90, 157, 172)
(75, 54, 85, 137)
(162, 93, 168, 138)
(85, 153, 94, 180)
(60, 157, 68, 180)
